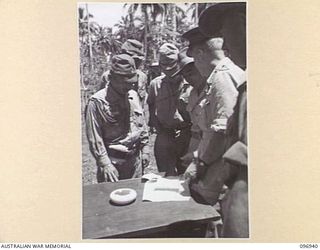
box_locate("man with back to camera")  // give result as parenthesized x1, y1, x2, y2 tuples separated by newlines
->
(86, 54, 149, 183)
(199, 2, 248, 238)
(181, 27, 245, 210)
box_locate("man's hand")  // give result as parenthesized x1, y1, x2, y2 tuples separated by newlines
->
(180, 152, 193, 167)
(108, 144, 130, 153)
(183, 161, 198, 180)
(101, 164, 119, 182)
(142, 154, 150, 169)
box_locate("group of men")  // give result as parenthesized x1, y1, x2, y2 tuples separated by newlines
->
(85, 3, 248, 238)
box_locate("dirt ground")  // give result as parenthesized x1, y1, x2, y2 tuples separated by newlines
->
(81, 114, 158, 186)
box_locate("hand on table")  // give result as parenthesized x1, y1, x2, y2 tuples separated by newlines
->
(142, 154, 150, 169)
(183, 161, 198, 180)
(101, 164, 119, 182)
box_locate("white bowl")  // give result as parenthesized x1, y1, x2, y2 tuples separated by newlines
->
(110, 188, 137, 205)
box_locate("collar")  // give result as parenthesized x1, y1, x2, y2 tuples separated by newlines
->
(213, 57, 233, 72)
(106, 83, 126, 104)
(207, 57, 247, 89)
(90, 84, 125, 106)
(206, 57, 231, 86)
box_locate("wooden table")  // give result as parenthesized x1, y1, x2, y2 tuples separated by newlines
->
(83, 178, 220, 239)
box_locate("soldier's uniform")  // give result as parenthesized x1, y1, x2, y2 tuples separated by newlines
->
(199, 3, 248, 238)
(121, 39, 148, 104)
(182, 28, 245, 206)
(185, 80, 206, 153)
(86, 54, 149, 182)
(100, 40, 148, 106)
(173, 49, 206, 165)
(147, 43, 192, 176)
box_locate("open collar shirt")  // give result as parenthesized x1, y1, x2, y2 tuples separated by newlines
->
(86, 87, 149, 168)
(195, 57, 246, 164)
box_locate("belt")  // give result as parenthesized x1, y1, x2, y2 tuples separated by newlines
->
(158, 122, 192, 135)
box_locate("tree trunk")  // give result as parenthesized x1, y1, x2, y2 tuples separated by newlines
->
(86, 4, 93, 72)
(169, 4, 176, 42)
(143, 8, 149, 61)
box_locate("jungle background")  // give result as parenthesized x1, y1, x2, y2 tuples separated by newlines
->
(79, 3, 216, 185)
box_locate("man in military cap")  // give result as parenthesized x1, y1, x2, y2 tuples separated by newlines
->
(121, 39, 148, 105)
(147, 43, 192, 176)
(86, 54, 149, 183)
(182, 27, 245, 208)
(100, 39, 148, 105)
(173, 48, 206, 167)
(199, 2, 246, 69)
(199, 3, 248, 238)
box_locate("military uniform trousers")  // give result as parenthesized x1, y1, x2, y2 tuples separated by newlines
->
(154, 128, 191, 176)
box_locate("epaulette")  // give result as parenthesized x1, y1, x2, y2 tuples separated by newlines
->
(89, 89, 117, 123)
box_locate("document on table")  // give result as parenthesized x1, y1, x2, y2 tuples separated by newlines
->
(142, 177, 191, 202)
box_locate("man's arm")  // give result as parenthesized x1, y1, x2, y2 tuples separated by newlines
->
(127, 90, 150, 170)
(140, 114, 150, 170)
(224, 86, 248, 167)
(85, 100, 119, 182)
(137, 71, 148, 102)
(146, 80, 159, 130)
(198, 72, 239, 165)
(223, 141, 247, 166)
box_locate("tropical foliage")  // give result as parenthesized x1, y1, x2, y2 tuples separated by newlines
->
(79, 3, 206, 92)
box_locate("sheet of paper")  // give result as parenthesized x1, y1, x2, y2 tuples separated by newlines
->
(142, 177, 191, 202)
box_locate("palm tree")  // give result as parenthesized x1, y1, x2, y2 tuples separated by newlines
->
(114, 15, 144, 43)
(165, 4, 186, 41)
(114, 16, 131, 42)
(93, 26, 121, 57)
(123, 4, 189, 61)
(78, 5, 102, 72)
(124, 3, 166, 58)
(186, 3, 217, 25)
(78, 6, 95, 89)
(78, 7, 94, 40)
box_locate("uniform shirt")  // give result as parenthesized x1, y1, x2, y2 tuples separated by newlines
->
(224, 80, 247, 167)
(86, 87, 149, 168)
(195, 57, 246, 165)
(147, 74, 192, 130)
(136, 69, 148, 103)
(185, 83, 206, 153)
(186, 82, 207, 135)
(99, 70, 110, 90)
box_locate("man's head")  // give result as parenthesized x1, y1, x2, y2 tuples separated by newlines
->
(182, 27, 225, 78)
(199, 3, 246, 69)
(173, 48, 203, 88)
(158, 43, 179, 77)
(121, 39, 145, 68)
(109, 54, 138, 95)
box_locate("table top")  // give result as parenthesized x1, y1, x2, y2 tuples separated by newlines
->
(82, 177, 220, 239)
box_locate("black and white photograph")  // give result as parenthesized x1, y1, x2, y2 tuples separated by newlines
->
(79, 2, 247, 239)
